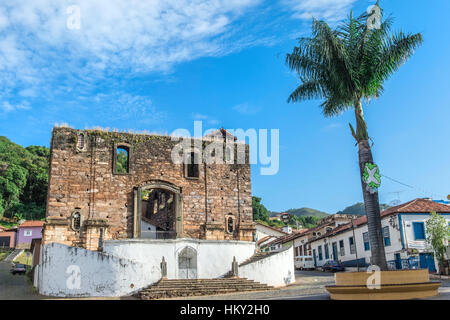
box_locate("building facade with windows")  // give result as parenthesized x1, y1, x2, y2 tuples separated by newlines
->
(43, 127, 255, 249)
(34, 127, 297, 297)
(308, 199, 450, 272)
(16, 221, 44, 249)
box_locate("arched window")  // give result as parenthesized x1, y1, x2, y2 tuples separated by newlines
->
(71, 210, 82, 231)
(113, 143, 131, 174)
(185, 152, 199, 179)
(76, 132, 87, 151)
(226, 215, 235, 234)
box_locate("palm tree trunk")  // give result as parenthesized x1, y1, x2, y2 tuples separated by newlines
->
(355, 100, 388, 271)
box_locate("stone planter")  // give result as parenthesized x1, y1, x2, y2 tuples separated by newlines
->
(326, 269, 441, 300)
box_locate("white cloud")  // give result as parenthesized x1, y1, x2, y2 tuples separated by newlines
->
(0, 0, 359, 108)
(284, 0, 357, 22)
(191, 113, 220, 126)
(90, 93, 165, 125)
(232, 102, 261, 115)
(1, 101, 31, 113)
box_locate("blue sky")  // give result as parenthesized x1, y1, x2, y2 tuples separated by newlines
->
(1, 0, 449, 213)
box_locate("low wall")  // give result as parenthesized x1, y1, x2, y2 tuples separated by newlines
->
(35, 239, 256, 297)
(103, 238, 256, 279)
(36, 242, 157, 297)
(239, 246, 295, 287)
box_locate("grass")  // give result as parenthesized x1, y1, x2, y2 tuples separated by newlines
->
(0, 221, 18, 229)
(0, 250, 12, 261)
(13, 250, 32, 267)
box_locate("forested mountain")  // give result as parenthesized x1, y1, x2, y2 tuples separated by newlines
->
(336, 202, 390, 216)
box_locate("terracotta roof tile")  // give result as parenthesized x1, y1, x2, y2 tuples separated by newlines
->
(308, 198, 450, 243)
(19, 220, 45, 228)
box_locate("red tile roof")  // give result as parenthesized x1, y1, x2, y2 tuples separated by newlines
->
(309, 198, 450, 243)
(19, 220, 45, 228)
(257, 236, 272, 246)
(255, 222, 288, 235)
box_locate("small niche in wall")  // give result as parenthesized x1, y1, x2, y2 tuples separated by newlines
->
(76, 132, 87, 152)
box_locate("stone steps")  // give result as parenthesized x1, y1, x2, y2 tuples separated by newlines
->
(239, 251, 279, 266)
(135, 278, 273, 300)
(5, 249, 23, 262)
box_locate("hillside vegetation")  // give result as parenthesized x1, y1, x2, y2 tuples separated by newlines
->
(0, 136, 49, 221)
(336, 202, 390, 216)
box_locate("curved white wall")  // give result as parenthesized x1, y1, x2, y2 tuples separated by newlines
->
(35, 239, 257, 297)
(239, 246, 295, 287)
(36, 242, 157, 297)
(103, 238, 256, 279)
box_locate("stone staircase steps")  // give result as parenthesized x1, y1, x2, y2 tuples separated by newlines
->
(5, 249, 23, 262)
(136, 278, 273, 300)
(239, 251, 280, 267)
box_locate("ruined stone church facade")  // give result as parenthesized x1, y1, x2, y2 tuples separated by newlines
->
(43, 127, 255, 250)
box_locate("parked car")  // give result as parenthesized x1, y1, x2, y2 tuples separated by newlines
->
(320, 260, 345, 272)
(10, 263, 27, 275)
(295, 256, 315, 270)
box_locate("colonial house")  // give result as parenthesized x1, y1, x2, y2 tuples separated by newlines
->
(264, 214, 356, 256)
(16, 221, 44, 250)
(308, 198, 450, 273)
(254, 222, 287, 241)
(0, 226, 16, 249)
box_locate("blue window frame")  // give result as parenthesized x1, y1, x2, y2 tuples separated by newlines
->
(413, 222, 426, 240)
(318, 245, 323, 261)
(383, 226, 391, 246)
(363, 232, 370, 251)
(324, 243, 329, 259)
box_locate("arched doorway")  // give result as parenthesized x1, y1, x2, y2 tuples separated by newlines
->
(178, 246, 197, 279)
(133, 181, 183, 239)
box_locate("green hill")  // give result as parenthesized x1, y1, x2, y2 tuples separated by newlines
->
(270, 207, 329, 218)
(336, 202, 391, 216)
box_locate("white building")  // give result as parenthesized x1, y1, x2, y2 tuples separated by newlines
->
(281, 226, 293, 234)
(307, 199, 450, 272)
(254, 222, 287, 244)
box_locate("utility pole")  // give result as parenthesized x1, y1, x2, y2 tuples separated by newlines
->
(352, 219, 360, 272)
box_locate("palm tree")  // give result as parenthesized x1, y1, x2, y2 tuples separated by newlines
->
(285, 3, 422, 270)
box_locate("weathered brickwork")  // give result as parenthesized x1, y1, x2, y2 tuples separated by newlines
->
(43, 127, 255, 249)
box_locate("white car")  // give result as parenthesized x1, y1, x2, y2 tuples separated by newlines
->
(295, 256, 315, 270)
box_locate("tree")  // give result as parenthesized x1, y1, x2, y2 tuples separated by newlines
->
(252, 196, 270, 222)
(426, 212, 450, 274)
(285, 2, 422, 270)
(0, 136, 49, 220)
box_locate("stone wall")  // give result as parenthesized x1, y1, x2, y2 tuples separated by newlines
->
(44, 127, 254, 248)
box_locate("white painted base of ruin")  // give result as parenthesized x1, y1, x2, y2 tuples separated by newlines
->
(34, 239, 295, 297)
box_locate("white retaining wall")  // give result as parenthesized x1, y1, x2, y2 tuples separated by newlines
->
(239, 246, 296, 287)
(36, 242, 156, 297)
(35, 239, 257, 297)
(103, 238, 256, 279)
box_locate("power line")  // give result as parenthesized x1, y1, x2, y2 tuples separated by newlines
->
(381, 174, 414, 189)
(381, 174, 446, 200)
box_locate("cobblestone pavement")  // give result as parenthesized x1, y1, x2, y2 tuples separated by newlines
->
(163, 270, 335, 300)
(163, 270, 450, 300)
(1, 265, 448, 300)
(0, 261, 44, 300)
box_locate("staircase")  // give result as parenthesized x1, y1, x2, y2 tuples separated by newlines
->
(4, 249, 23, 262)
(239, 251, 280, 267)
(135, 278, 273, 300)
